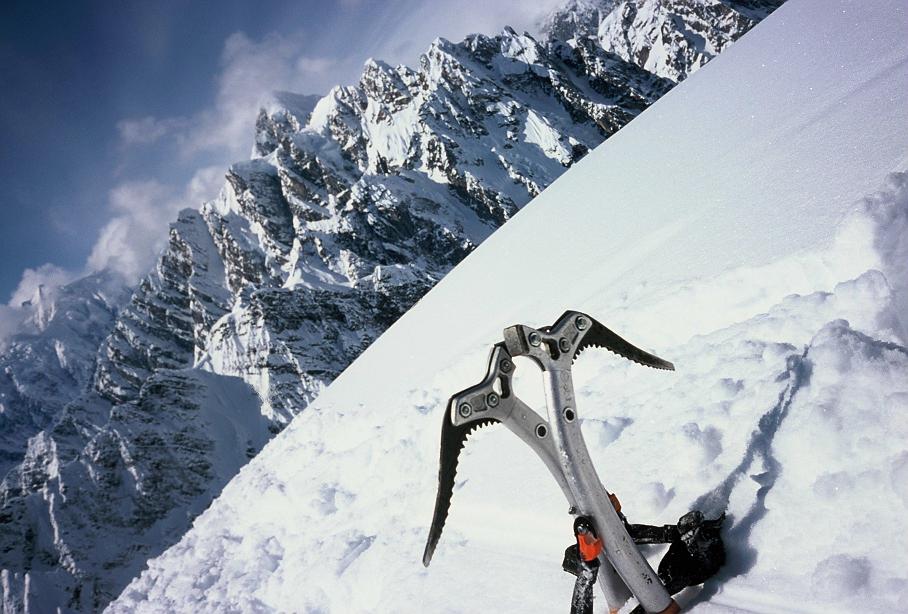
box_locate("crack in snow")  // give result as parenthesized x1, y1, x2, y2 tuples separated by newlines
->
(687, 348, 813, 607)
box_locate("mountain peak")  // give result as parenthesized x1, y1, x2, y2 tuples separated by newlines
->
(597, 0, 785, 81)
(540, 0, 617, 41)
(254, 91, 321, 157)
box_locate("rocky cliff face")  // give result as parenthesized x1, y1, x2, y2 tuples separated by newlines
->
(598, 0, 784, 81)
(0, 274, 126, 478)
(0, 1, 783, 610)
(543, 0, 785, 83)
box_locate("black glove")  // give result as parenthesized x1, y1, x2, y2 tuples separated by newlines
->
(562, 543, 600, 577)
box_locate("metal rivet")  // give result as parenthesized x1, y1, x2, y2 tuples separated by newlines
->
(458, 402, 473, 418)
(535, 424, 548, 438)
(558, 337, 571, 352)
(528, 331, 542, 347)
(499, 359, 513, 373)
(563, 407, 575, 422)
(575, 316, 588, 330)
(486, 392, 499, 408)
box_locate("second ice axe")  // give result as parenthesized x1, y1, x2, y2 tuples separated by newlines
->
(422, 310, 680, 614)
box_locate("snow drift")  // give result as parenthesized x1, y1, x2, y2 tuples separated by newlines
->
(111, 0, 908, 612)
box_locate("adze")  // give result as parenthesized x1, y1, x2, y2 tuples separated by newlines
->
(422, 310, 680, 614)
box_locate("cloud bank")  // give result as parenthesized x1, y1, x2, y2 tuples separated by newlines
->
(113, 0, 567, 161)
(88, 166, 224, 280)
(116, 31, 341, 162)
(0, 264, 78, 347)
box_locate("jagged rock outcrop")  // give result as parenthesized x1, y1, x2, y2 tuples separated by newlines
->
(0, 369, 269, 612)
(542, 0, 619, 41)
(0, 1, 784, 610)
(189, 25, 678, 423)
(0, 273, 126, 478)
(596, 0, 786, 81)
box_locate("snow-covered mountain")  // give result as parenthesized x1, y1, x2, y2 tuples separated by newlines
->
(108, 0, 908, 612)
(542, 0, 783, 82)
(0, 1, 782, 611)
(0, 273, 126, 477)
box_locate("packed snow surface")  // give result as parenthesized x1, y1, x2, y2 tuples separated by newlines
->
(111, 0, 908, 612)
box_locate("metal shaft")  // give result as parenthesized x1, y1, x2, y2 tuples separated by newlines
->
(430, 313, 679, 612)
(543, 368, 672, 613)
(502, 399, 630, 608)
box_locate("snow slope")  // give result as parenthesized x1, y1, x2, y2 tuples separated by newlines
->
(111, 0, 908, 612)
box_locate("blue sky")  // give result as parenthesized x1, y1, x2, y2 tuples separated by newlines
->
(0, 0, 560, 312)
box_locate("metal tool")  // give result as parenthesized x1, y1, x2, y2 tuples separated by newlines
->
(422, 310, 680, 614)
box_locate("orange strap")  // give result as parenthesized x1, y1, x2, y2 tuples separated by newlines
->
(573, 493, 621, 563)
(577, 533, 602, 561)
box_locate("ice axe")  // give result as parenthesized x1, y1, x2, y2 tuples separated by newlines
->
(422, 310, 680, 614)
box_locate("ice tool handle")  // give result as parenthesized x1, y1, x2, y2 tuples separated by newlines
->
(448, 343, 575, 501)
(504, 311, 678, 614)
(422, 310, 678, 614)
(421, 342, 574, 569)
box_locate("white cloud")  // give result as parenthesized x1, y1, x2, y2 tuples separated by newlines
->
(117, 32, 337, 161)
(185, 165, 226, 205)
(87, 180, 177, 280)
(0, 264, 79, 346)
(183, 32, 307, 156)
(116, 116, 188, 145)
(8, 264, 78, 308)
(296, 56, 339, 76)
(86, 166, 224, 281)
